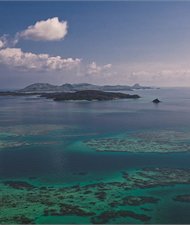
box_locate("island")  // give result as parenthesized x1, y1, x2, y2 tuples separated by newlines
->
(0, 90, 140, 101)
(0, 82, 149, 101)
(41, 90, 140, 101)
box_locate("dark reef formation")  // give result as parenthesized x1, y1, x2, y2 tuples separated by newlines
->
(3, 181, 35, 190)
(90, 210, 151, 223)
(1, 167, 190, 224)
(173, 195, 190, 203)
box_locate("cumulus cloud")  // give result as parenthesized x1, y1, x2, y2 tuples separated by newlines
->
(0, 40, 4, 49)
(87, 62, 112, 75)
(0, 48, 81, 72)
(0, 35, 9, 48)
(112, 62, 190, 86)
(18, 17, 68, 41)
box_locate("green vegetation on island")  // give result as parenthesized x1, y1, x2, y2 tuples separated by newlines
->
(0, 89, 140, 101)
(41, 90, 140, 101)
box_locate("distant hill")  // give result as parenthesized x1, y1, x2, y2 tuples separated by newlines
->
(19, 83, 58, 92)
(19, 83, 151, 93)
(131, 83, 152, 89)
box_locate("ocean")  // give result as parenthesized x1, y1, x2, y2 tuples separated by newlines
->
(1, 87, 190, 224)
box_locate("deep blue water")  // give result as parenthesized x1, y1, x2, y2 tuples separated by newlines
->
(1, 87, 190, 181)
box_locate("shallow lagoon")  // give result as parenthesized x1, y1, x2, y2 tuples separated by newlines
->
(1, 88, 190, 224)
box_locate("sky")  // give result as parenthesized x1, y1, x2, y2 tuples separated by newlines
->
(1, 2, 190, 88)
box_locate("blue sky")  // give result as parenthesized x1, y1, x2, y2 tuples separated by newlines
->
(1, 2, 190, 88)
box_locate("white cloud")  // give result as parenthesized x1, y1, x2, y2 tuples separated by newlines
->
(0, 48, 81, 72)
(0, 34, 19, 48)
(0, 40, 4, 49)
(103, 64, 112, 69)
(18, 17, 68, 41)
(111, 62, 190, 86)
(87, 62, 112, 75)
(0, 35, 8, 48)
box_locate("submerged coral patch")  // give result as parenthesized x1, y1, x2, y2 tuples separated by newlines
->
(84, 130, 190, 153)
(1, 167, 190, 224)
(0, 124, 73, 136)
(120, 196, 159, 206)
(0, 124, 78, 150)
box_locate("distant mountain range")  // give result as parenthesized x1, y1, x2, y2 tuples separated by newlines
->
(19, 83, 151, 93)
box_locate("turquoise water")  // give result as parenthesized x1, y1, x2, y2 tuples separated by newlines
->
(1, 88, 190, 224)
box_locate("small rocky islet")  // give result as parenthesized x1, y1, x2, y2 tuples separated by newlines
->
(1, 167, 190, 224)
(152, 98, 161, 103)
